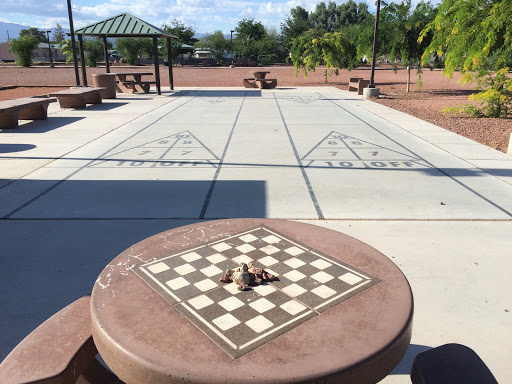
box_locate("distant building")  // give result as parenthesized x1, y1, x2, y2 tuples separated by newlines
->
(33, 42, 66, 62)
(194, 49, 212, 59)
(0, 42, 16, 62)
(0, 41, 66, 63)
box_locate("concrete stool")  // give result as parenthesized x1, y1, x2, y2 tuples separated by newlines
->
(410, 343, 498, 384)
(0, 296, 121, 384)
(93, 73, 117, 99)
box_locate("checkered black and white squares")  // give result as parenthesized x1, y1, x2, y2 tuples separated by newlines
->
(177, 281, 316, 358)
(134, 226, 379, 359)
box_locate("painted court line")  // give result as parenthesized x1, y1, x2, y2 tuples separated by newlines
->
(319, 92, 512, 218)
(274, 93, 324, 219)
(199, 92, 247, 219)
(3, 92, 202, 219)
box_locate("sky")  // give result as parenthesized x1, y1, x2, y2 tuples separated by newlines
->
(1, 0, 435, 36)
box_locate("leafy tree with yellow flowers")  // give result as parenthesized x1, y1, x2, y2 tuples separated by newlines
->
(290, 29, 357, 83)
(419, 0, 512, 117)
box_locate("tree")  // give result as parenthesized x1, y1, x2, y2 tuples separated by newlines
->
(309, 2, 332, 33)
(116, 38, 153, 65)
(419, 0, 512, 117)
(255, 26, 284, 63)
(353, 1, 436, 92)
(281, 6, 310, 49)
(338, 0, 371, 27)
(291, 29, 357, 82)
(83, 38, 107, 67)
(53, 24, 65, 44)
(20, 27, 47, 43)
(196, 31, 229, 62)
(8, 36, 39, 67)
(160, 20, 197, 64)
(378, 0, 436, 92)
(234, 18, 266, 59)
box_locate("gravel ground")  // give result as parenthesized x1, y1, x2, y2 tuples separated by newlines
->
(1, 64, 510, 153)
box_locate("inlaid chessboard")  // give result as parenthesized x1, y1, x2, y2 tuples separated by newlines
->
(134, 226, 380, 358)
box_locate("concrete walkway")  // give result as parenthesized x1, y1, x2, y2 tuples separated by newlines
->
(1, 87, 511, 382)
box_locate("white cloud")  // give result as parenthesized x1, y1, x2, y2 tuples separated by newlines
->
(241, 7, 256, 16)
(177, 0, 213, 8)
(34, 17, 70, 29)
(6, 0, 440, 36)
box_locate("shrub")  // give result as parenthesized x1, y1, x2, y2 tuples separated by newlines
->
(83, 39, 104, 67)
(8, 36, 39, 67)
(116, 38, 152, 65)
(443, 68, 512, 118)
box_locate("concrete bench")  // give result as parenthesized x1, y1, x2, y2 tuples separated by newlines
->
(138, 81, 157, 93)
(243, 78, 259, 89)
(410, 344, 498, 384)
(49, 87, 105, 108)
(255, 78, 277, 89)
(348, 77, 363, 92)
(0, 296, 121, 384)
(348, 78, 371, 95)
(116, 80, 156, 94)
(243, 78, 278, 89)
(0, 97, 56, 129)
(357, 79, 371, 95)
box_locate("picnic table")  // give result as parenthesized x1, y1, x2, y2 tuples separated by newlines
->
(115, 72, 155, 94)
(90, 219, 413, 384)
(251, 71, 271, 79)
(243, 71, 278, 90)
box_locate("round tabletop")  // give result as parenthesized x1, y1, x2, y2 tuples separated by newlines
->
(251, 71, 270, 79)
(91, 219, 413, 384)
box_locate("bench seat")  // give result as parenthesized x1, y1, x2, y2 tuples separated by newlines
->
(138, 81, 157, 93)
(243, 78, 259, 88)
(348, 77, 363, 92)
(357, 79, 371, 95)
(411, 344, 498, 384)
(348, 78, 371, 95)
(0, 97, 57, 129)
(117, 80, 156, 93)
(0, 296, 121, 384)
(255, 78, 278, 89)
(49, 87, 105, 108)
(243, 78, 278, 89)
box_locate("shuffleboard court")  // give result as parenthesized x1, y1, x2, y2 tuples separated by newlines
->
(2, 87, 511, 221)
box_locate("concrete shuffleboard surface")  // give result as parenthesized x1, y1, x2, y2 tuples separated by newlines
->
(0, 87, 511, 383)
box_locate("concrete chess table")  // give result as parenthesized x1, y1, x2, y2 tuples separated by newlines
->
(91, 219, 413, 384)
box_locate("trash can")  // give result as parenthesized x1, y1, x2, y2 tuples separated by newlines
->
(92, 73, 116, 99)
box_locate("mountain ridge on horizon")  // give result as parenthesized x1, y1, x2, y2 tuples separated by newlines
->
(0, 21, 208, 44)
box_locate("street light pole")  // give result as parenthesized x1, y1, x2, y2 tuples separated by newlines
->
(369, 0, 381, 88)
(66, 0, 80, 86)
(46, 30, 54, 68)
(230, 30, 234, 63)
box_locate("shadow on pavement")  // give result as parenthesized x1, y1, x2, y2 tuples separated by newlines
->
(87, 102, 129, 111)
(0, 218, 201, 361)
(0, 178, 267, 359)
(390, 343, 432, 375)
(0, 144, 37, 153)
(0, 117, 85, 134)
(2, 179, 267, 219)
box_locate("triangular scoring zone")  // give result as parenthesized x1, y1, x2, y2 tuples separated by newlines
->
(89, 130, 220, 168)
(301, 131, 430, 169)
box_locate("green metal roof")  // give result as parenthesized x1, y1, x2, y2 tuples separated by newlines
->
(74, 13, 178, 39)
